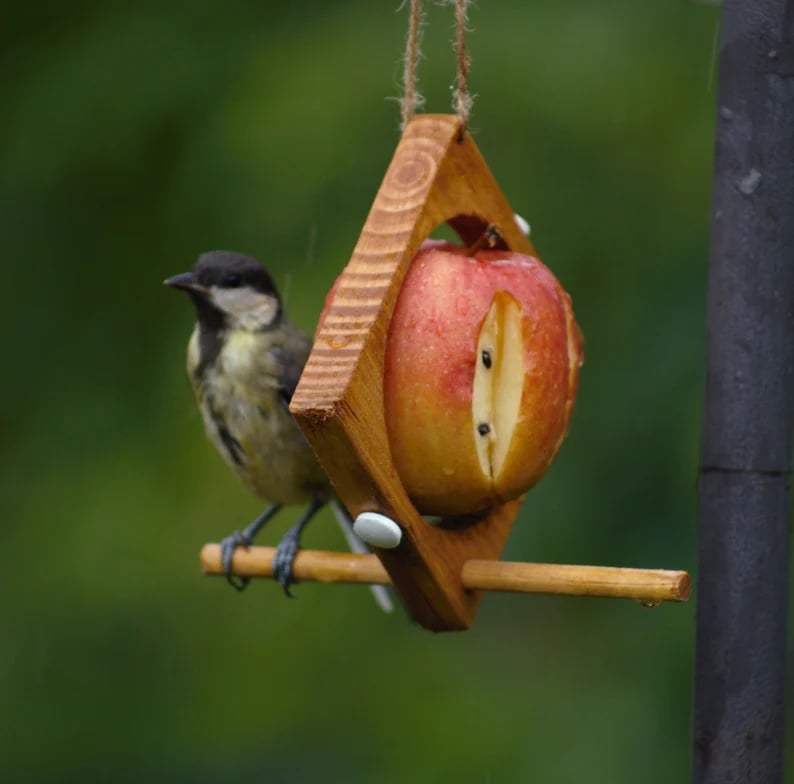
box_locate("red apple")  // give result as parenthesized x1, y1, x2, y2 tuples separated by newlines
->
(319, 240, 583, 517)
(383, 241, 582, 516)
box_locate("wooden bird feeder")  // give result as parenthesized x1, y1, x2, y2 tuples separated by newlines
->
(215, 113, 684, 631)
(291, 114, 536, 630)
(201, 114, 690, 631)
(200, 114, 690, 629)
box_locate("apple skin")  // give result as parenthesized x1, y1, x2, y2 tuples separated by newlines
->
(381, 241, 583, 516)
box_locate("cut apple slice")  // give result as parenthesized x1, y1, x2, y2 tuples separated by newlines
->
(473, 291, 525, 482)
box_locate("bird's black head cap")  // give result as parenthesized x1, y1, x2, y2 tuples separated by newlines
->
(193, 251, 280, 298)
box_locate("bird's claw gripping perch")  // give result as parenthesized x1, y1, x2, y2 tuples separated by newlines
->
(270, 498, 325, 597)
(219, 530, 253, 591)
(219, 503, 283, 592)
(272, 530, 302, 597)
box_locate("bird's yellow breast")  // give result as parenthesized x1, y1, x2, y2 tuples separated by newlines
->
(187, 325, 328, 506)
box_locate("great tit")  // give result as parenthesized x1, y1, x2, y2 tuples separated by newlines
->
(165, 250, 391, 610)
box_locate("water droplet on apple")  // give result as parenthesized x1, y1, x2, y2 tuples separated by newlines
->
(442, 465, 455, 477)
(638, 600, 660, 609)
(327, 334, 350, 348)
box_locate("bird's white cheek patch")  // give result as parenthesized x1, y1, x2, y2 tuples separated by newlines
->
(211, 287, 280, 330)
(246, 298, 280, 330)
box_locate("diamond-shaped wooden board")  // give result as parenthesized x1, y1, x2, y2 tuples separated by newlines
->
(290, 114, 536, 631)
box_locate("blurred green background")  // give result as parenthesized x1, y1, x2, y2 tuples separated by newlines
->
(4, 1, 788, 782)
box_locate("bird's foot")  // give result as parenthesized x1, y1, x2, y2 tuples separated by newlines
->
(271, 496, 325, 597)
(219, 503, 283, 592)
(272, 526, 302, 597)
(219, 529, 253, 592)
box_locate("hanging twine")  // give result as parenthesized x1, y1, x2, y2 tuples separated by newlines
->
(400, 0, 425, 130)
(451, 0, 472, 133)
(400, 0, 473, 133)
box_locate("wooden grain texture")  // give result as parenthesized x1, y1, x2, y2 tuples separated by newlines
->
(290, 115, 535, 630)
(460, 560, 690, 602)
(201, 544, 390, 584)
(200, 544, 691, 603)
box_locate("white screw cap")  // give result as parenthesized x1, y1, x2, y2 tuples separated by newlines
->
(353, 512, 403, 549)
(514, 213, 531, 236)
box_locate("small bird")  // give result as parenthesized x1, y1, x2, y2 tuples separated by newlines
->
(165, 250, 391, 608)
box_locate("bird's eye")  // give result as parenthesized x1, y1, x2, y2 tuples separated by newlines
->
(222, 272, 242, 287)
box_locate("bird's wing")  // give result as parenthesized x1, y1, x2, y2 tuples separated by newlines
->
(268, 326, 311, 407)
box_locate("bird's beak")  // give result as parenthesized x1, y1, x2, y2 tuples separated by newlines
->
(163, 271, 211, 297)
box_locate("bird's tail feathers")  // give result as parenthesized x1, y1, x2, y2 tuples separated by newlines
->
(329, 498, 394, 614)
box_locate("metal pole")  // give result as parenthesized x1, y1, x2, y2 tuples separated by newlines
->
(693, 2, 794, 783)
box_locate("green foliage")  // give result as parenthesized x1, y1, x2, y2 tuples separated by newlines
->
(2, 1, 768, 782)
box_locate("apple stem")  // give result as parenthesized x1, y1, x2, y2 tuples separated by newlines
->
(466, 224, 501, 256)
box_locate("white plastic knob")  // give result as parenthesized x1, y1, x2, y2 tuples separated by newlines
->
(353, 512, 403, 549)
(514, 213, 531, 236)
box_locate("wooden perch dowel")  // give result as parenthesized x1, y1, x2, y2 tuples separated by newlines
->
(200, 544, 690, 603)
(460, 559, 690, 602)
(201, 544, 389, 585)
